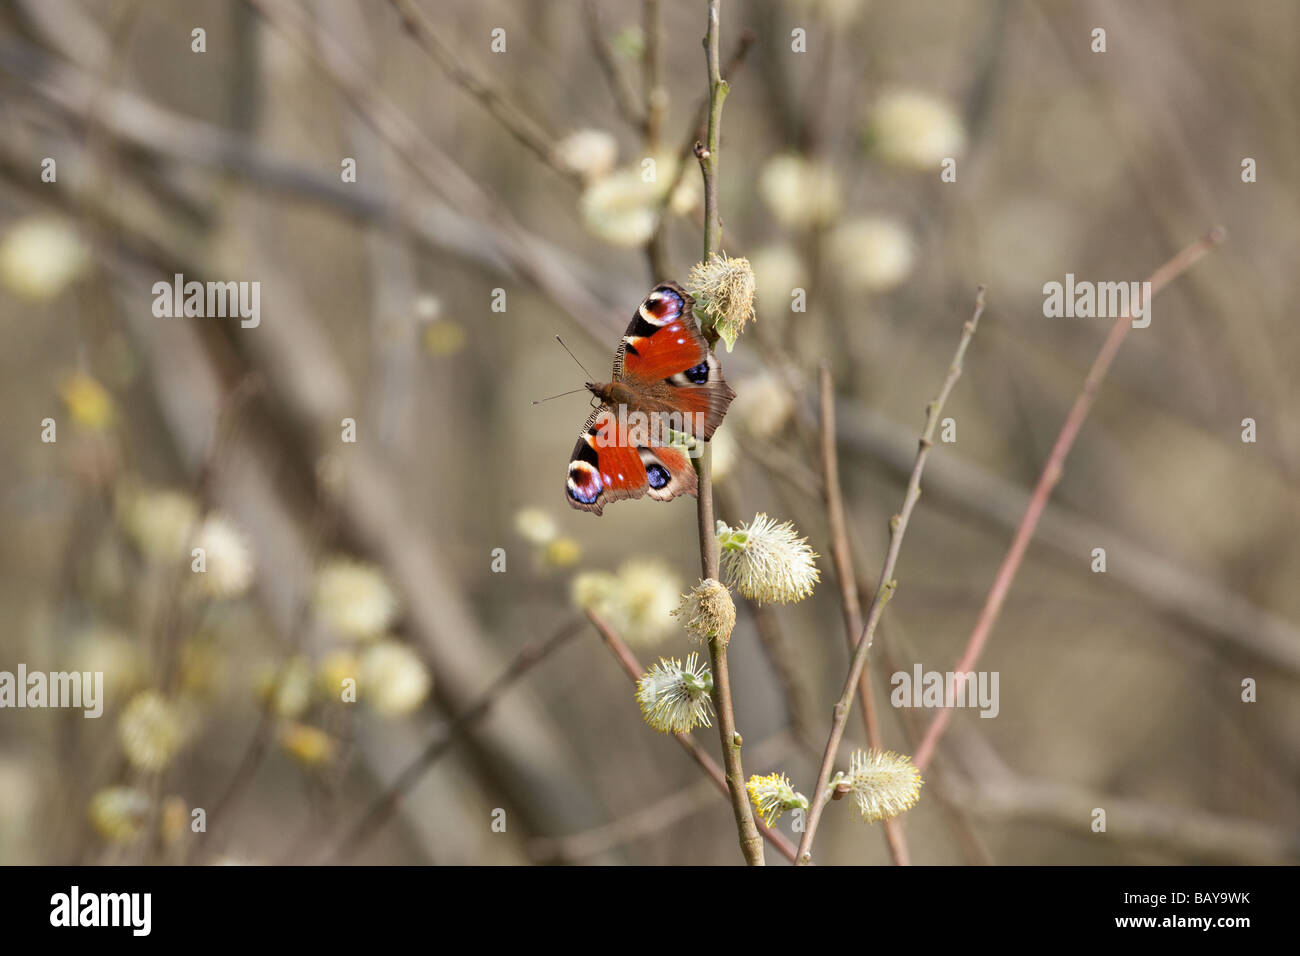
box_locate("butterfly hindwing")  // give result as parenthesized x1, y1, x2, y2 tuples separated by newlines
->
(565, 407, 698, 515)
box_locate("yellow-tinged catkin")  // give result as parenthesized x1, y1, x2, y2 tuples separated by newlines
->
(746, 772, 808, 827)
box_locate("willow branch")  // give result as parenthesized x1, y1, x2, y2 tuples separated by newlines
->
(645, 27, 754, 281)
(818, 362, 910, 866)
(688, 0, 762, 867)
(695, 5, 730, 265)
(796, 288, 987, 865)
(586, 611, 799, 864)
(913, 228, 1226, 771)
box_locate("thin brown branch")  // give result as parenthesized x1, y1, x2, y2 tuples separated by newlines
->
(643, 0, 666, 148)
(832, 389, 1300, 678)
(585, 611, 799, 864)
(583, 0, 648, 131)
(818, 362, 910, 866)
(325, 617, 585, 863)
(695, 6, 730, 265)
(385, 0, 578, 185)
(796, 287, 987, 865)
(959, 773, 1300, 865)
(530, 732, 795, 862)
(913, 228, 1226, 772)
(747, 603, 819, 751)
(690, 0, 762, 867)
(639, 0, 668, 281)
(189, 518, 325, 865)
(645, 26, 755, 281)
(872, 621, 994, 865)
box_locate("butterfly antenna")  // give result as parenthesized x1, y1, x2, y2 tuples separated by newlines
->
(530, 386, 588, 406)
(554, 335, 595, 381)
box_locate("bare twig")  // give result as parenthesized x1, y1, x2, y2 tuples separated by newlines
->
(881, 609, 1292, 865)
(189, 500, 329, 866)
(872, 621, 994, 865)
(586, 611, 799, 864)
(646, 24, 753, 294)
(325, 618, 585, 863)
(689, 0, 763, 867)
(643, 0, 666, 149)
(958, 772, 1300, 865)
(747, 604, 818, 752)
(832, 391, 1300, 678)
(694, 6, 730, 264)
(385, 0, 578, 184)
(582, 0, 647, 131)
(530, 732, 795, 862)
(818, 362, 910, 865)
(535, 771, 719, 863)
(797, 288, 987, 865)
(641, 0, 668, 278)
(913, 228, 1227, 772)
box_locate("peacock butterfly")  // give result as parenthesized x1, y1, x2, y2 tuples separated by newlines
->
(565, 282, 736, 515)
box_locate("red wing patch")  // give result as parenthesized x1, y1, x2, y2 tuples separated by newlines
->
(616, 283, 711, 383)
(565, 407, 698, 515)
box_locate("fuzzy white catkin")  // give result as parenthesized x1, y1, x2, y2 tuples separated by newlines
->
(637, 653, 714, 734)
(718, 513, 820, 605)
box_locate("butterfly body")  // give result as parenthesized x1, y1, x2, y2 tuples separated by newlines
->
(586, 381, 638, 409)
(566, 282, 736, 515)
